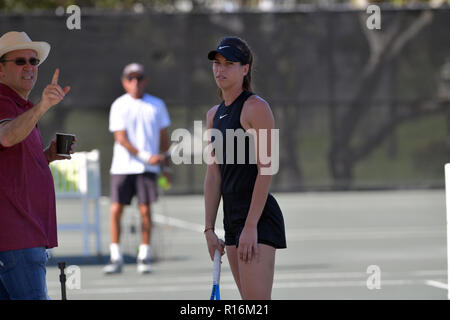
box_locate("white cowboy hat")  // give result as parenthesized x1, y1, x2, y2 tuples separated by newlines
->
(0, 31, 50, 66)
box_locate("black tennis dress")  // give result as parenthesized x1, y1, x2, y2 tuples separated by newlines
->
(212, 90, 287, 249)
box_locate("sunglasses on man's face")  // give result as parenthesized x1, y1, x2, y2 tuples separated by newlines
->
(126, 75, 145, 82)
(0, 57, 40, 66)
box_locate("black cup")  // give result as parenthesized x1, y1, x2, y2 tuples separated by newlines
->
(56, 133, 76, 156)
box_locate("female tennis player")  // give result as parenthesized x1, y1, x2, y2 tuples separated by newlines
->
(204, 36, 287, 300)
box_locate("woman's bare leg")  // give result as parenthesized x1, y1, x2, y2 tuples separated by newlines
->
(238, 244, 275, 300)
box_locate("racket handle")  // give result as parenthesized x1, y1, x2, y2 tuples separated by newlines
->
(213, 249, 221, 285)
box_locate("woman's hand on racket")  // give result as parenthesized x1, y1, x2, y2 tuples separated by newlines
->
(205, 230, 225, 261)
(238, 225, 259, 263)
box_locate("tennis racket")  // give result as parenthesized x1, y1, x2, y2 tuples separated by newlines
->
(210, 249, 221, 300)
(164, 140, 181, 159)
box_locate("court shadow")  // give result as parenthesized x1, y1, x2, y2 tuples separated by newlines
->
(47, 254, 190, 266)
(47, 254, 117, 266)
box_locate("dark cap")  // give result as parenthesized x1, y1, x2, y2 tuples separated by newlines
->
(208, 37, 250, 65)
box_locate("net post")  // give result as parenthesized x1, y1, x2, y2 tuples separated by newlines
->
(444, 164, 450, 299)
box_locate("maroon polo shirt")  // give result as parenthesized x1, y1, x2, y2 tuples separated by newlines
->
(0, 83, 57, 251)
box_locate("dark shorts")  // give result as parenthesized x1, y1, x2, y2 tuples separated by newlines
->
(222, 192, 287, 249)
(110, 172, 158, 205)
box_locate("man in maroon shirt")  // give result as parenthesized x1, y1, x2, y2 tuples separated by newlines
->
(0, 31, 73, 300)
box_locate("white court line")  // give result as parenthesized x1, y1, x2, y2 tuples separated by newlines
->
(48, 271, 366, 288)
(411, 270, 447, 276)
(425, 280, 448, 290)
(272, 279, 420, 289)
(286, 227, 445, 241)
(47, 270, 448, 292)
(48, 278, 431, 297)
(153, 213, 225, 238)
(153, 213, 443, 241)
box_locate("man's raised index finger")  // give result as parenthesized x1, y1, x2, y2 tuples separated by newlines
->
(51, 68, 59, 85)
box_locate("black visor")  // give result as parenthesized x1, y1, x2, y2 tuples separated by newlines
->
(208, 38, 250, 64)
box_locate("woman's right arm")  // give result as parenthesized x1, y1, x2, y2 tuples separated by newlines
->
(204, 105, 224, 260)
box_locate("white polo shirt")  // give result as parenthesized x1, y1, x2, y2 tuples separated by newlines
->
(109, 93, 171, 175)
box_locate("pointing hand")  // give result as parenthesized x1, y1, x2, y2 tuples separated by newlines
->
(40, 68, 71, 110)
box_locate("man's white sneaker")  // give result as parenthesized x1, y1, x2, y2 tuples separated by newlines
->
(137, 258, 151, 274)
(103, 259, 123, 274)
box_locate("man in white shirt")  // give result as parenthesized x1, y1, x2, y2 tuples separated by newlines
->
(104, 63, 170, 274)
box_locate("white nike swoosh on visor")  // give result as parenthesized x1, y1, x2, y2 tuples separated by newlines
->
(218, 46, 230, 50)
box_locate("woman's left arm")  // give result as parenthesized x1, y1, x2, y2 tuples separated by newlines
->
(238, 96, 275, 263)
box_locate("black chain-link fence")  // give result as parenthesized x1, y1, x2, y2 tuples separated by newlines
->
(1, 6, 449, 194)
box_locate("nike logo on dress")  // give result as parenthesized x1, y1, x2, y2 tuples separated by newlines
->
(219, 114, 228, 119)
(218, 46, 230, 50)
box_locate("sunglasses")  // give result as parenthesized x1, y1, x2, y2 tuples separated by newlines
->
(0, 57, 40, 66)
(126, 74, 145, 82)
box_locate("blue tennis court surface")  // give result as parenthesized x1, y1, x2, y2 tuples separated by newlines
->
(46, 190, 448, 300)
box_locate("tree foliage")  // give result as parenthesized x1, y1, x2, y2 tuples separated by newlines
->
(0, 0, 447, 12)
